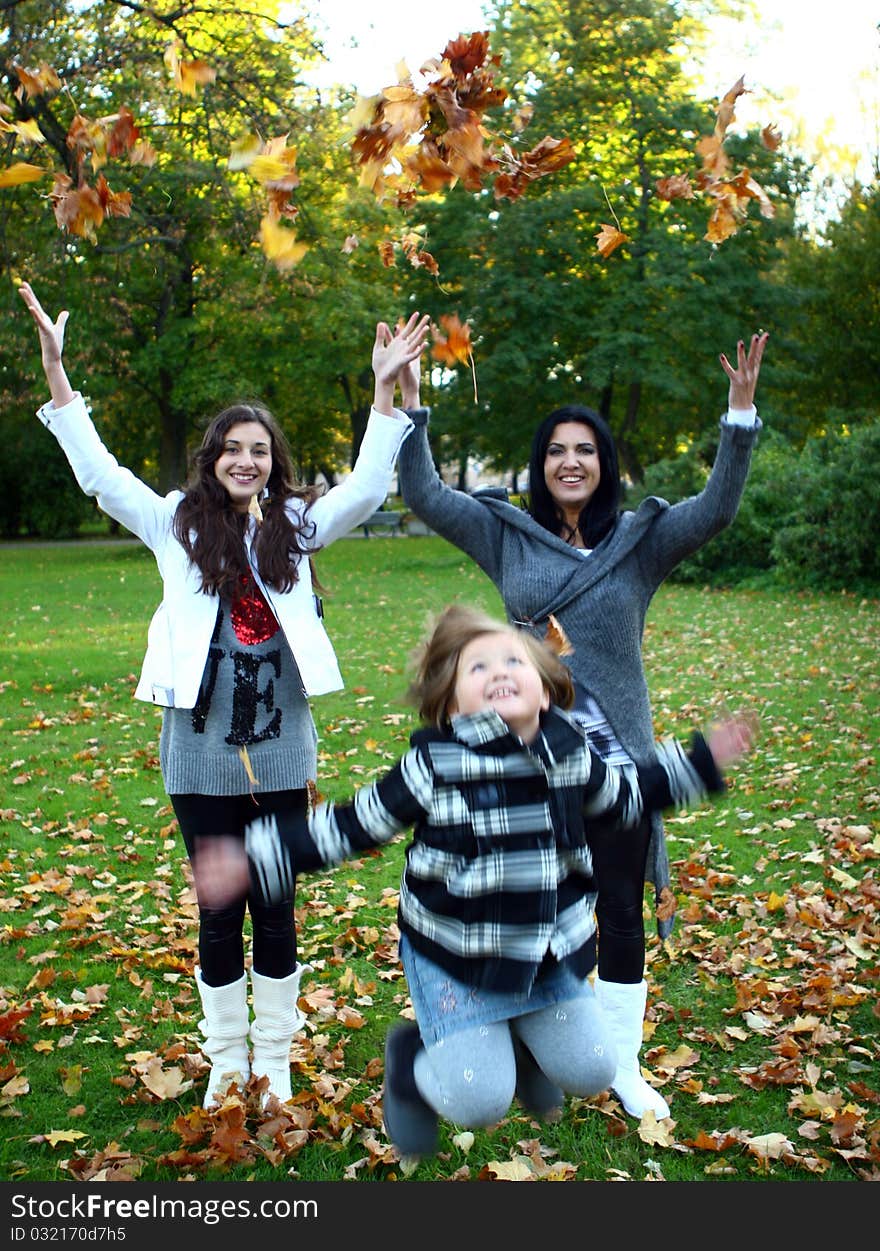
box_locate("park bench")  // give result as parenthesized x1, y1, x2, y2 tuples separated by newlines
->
(360, 509, 405, 537)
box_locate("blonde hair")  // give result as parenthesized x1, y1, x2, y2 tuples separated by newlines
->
(408, 602, 574, 729)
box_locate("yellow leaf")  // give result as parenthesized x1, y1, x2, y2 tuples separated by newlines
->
(238, 745, 259, 786)
(259, 215, 309, 270)
(0, 162, 48, 187)
(2, 1074, 30, 1098)
(0, 117, 44, 143)
(637, 1110, 675, 1146)
(484, 1157, 536, 1181)
(249, 154, 293, 186)
(228, 133, 262, 171)
(41, 1129, 88, 1147)
(766, 890, 787, 911)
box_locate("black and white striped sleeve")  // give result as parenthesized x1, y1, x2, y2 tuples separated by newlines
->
(245, 748, 433, 901)
(582, 732, 725, 827)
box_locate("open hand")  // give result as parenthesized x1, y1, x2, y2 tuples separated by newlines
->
(719, 331, 769, 410)
(190, 836, 250, 909)
(17, 280, 69, 368)
(707, 709, 759, 770)
(372, 311, 430, 390)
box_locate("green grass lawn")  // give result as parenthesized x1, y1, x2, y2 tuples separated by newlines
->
(1, 536, 877, 1183)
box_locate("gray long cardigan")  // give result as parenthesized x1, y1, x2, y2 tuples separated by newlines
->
(397, 410, 761, 937)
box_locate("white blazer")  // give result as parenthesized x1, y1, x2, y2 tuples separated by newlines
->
(37, 394, 413, 707)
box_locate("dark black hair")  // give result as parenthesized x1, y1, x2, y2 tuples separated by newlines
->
(526, 405, 621, 547)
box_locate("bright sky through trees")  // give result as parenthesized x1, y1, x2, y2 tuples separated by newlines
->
(301, 0, 878, 190)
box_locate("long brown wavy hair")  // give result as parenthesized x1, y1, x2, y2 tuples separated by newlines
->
(172, 403, 320, 595)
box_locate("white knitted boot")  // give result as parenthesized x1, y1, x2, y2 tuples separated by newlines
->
(595, 977, 670, 1120)
(250, 964, 310, 1105)
(194, 968, 250, 1109)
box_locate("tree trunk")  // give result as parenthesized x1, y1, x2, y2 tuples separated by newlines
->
(617, 380, 644, 483)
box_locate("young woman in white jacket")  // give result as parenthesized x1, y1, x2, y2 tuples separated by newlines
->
(19, 280, 428, 1111)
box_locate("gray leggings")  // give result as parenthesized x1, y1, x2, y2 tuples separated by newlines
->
(413, 994, 617, 1128)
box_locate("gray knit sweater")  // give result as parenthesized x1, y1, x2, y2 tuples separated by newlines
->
(397, 411, 761, 936)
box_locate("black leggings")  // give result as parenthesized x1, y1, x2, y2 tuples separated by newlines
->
(171, 789, 305, 987)
(590, 814, 653, 984)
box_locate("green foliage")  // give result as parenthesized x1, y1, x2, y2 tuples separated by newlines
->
(771, 421, 880, 590)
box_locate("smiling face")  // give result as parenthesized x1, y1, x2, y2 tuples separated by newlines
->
(449, 630, 550, 742)
(213, 421, 273, 512)
(543, 420, 601, 529)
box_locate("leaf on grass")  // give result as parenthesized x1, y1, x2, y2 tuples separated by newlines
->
(747, 1131, 793, 1160)
(0, 1007, 32, 1041)
(637, 1111, 675, 1146)
(33, 1129, 88, 1147)
(137, 1057, 192, 1100)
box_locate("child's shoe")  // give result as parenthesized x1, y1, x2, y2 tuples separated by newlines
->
(382, 1023, 438, 1158)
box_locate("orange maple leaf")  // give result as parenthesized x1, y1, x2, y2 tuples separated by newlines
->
(95, 174, 132, 219)
(595, 223, 629, 258)
(432, 313, 478, 402)
(431, 312, 472, 368)
(545, 614, 574, 657)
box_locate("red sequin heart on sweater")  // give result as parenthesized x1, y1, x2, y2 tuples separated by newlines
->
(230, 574, 280, 645)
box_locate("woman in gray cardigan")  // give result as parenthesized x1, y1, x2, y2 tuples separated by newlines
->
(395, 332, 768, 1120)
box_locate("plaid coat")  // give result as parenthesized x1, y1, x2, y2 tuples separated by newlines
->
(270, 707, 722, 993)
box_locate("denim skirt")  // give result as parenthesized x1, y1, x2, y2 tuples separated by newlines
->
(399, 933, 593, 1047)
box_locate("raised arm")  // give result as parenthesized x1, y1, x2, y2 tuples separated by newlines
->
(245, 748, 434, 903)
(372, 312, 430, 416)
(583, 711, 756, 827)
(638, 331, 769, 581)
(17, 281, 75, 409)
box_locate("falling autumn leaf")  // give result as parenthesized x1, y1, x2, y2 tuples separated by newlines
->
(595, 223, 628, 258)
(0, 117, 44, 144)
(430, 312, 473, 368)
(164, 39, 216, 96)
(545, 614, 574, 657)
(13, 62, 61, 100)
(259, 214, 309, 271)
(761, 123, 782, 151)
(431, 312, 479, 402)
(0, 161, 47, 188)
